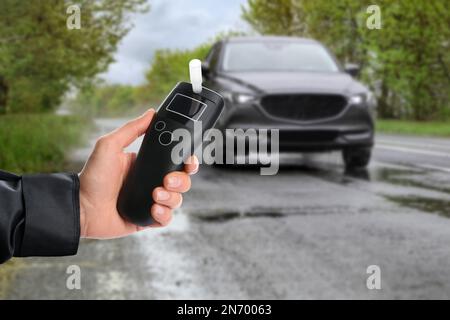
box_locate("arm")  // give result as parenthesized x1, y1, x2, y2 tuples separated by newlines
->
(0, 109, 198, 263)
(0, 170, 79, 263)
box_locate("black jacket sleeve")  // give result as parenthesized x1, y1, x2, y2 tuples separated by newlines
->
(0, 170, 80, 264)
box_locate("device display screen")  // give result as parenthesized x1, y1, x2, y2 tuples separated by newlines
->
(166, 93, 207, 121)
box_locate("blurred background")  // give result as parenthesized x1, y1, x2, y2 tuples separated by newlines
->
(0, 0, 449, 299)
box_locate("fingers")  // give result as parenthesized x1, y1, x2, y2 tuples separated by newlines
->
(141, 156, 199, 230)
(152, 187, 182, 209)
(150, 204, 172, 227)
(163, 171, 191, 192)
(184, 155, 199, 175)
(150, 187, 182, 226)
(105, 109, 155, 149)
(147, 166, 197, 228)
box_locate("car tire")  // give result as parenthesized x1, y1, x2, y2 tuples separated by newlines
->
(342, 147, 372, 169)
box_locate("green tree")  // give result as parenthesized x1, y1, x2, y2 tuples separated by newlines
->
(0, 0, 147, 113)
(361, 0, 450, 120)
(242, 0, 450, 120)
(143, 31, 245, 104)
(69, 83, 144, 117)
(242, 0, 306, 36)
(144, 44, 212, 103)
(69, 31, 246, 116)
(242, 0, 371, 64)
(70, 44, 213, 117)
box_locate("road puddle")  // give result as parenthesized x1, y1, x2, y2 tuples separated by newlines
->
(375, 167, 450, 216)
(194, 211, 240, 222)
(376, 167, 450, 195)
(385, 195, 450, 218)
(193, 210, 286, 223)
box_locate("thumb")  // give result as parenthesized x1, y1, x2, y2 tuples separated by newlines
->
(108, 109, 155, 148)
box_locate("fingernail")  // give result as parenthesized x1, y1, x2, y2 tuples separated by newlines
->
(156, 190, 170, 201)
(168, 176, 181, 187)
(154, 205, 165, 217)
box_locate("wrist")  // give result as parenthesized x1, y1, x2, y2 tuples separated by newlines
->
(78, 174, 89, 238)
(79, 196, 87, 238)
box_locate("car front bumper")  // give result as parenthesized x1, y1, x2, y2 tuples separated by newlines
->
(220, 101, 375, 152)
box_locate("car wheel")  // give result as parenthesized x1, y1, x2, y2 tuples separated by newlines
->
(342, 147, 372, 169)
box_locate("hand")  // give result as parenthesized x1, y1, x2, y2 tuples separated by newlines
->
(78, 109, 199, 239)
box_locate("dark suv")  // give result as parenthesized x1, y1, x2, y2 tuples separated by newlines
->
(202, 36, 376, 168)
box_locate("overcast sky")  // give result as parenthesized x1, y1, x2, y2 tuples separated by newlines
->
(101, 0, 249, 85)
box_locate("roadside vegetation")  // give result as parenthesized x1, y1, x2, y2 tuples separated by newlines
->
(0, 259, 23, 299)
(377, 120, 450, 137)
(68, 40, 217, 116)
(68, 84, 147, 117)
(242, 0, 449, 122)
(0, 1, 147, 172)
(0, 114, 88, 173)
(0, 0, 147, 114)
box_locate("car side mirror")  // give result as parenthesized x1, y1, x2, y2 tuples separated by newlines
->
(201, 62, 211, 78)
(344, 63, 360, 77)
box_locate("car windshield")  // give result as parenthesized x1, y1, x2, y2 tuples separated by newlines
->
(222, 41, 340, 73)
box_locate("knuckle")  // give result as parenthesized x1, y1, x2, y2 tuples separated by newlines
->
(95, 135, 113, 149)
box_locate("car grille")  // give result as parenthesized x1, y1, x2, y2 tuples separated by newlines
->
(260, 94, 348, 121)
(278, 130, 339, 143)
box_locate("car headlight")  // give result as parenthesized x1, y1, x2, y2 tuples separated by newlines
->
(349, 94, 365, 106)
(235, 93, 256, 104)
(349, 92, 376, 107)
(223, 91, 257, 105)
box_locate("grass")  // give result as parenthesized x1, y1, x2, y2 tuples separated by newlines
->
(0, 113, 89, 173)
(376, 119, 450, 137)
(0, 259, 24, 299)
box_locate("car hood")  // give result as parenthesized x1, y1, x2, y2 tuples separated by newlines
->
(221, 71, 364, 95)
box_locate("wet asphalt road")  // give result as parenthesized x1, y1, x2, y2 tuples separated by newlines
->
(5, 118, 450, 299)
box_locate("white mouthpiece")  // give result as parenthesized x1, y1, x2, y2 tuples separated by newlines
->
(189, 59, 203, 94)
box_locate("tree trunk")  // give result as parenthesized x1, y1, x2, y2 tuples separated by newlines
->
(377, 79, 394, 119)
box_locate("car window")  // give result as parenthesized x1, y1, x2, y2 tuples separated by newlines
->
(222, 42, 339, 73)
(206, 43, 222, 71)
(205, 45, 216, 63)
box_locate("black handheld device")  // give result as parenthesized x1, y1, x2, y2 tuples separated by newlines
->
(117, 81, 225, 226)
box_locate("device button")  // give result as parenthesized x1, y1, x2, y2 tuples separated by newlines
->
(155, 121, 166, 131)
(158, 131, 173, 146)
